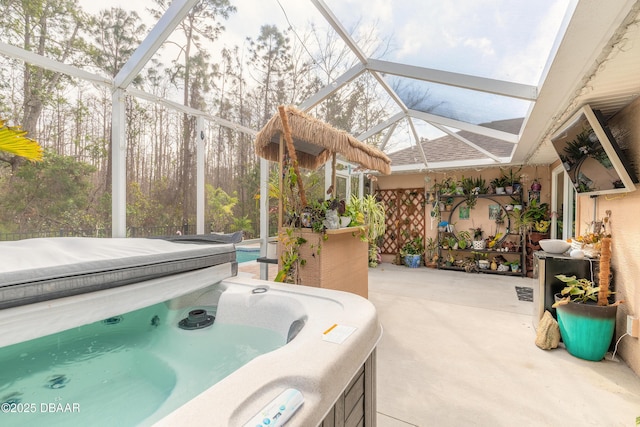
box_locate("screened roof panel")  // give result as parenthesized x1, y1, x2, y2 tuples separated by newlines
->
(387, 75, 532, 129)
(60, 0, 632, 173)
(324, 0, 572, 85)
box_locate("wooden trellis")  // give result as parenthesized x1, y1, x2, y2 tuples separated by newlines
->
(377, 189, 426, 256)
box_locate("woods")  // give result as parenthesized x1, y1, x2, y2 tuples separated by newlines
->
(0, 0, 388, 239)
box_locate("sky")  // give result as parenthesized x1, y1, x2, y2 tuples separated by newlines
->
(78, 0, 574, 148)
(79, 0, 572, 85)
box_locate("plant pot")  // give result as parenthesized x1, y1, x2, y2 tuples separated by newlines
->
(528, 232, 549, 246)
(425, 261, 437, 269)
(495, 187, 505, 194)
(404, 254, 421, 268)
(472, 240, 486, 250)
(267, 241, 277, 259)
(554, 294, 618, 361)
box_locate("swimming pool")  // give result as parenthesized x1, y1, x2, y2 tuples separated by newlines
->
(235, 246, 260, 263)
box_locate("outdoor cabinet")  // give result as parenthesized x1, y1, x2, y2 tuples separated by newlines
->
(279, 227, 369, 299)
(533, 252, 600, 328)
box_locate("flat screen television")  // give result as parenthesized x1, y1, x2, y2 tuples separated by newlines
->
(550, 104, 638, 196)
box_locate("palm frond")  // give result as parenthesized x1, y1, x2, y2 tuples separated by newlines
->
(0, 119, 43, 161)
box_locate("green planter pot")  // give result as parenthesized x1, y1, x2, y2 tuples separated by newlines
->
(554, 294, 617, 361)
(404, 254, 421, 268)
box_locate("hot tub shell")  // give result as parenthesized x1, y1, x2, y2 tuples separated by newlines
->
(0, 237, 381, 426)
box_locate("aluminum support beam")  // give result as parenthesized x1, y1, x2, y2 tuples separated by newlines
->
(259, 158, 270, 280)
(298, 63, 366, 111)
(111, 89, 127, 238)
(407, 117, 429, 167)
(114, 0, 199, 89)
(126, 88, 257, 136)
(379, 122, 398, 152)
(429, 122, 504, 163)
(0, 42, 112, 87)
(310, 0, 368, 64)
(367, 59, 538, 101)
(196, 116, 205, 235)
(408, 109, 519, 143)
(357, 112, 405, 142)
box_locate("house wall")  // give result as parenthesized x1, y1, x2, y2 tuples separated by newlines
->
(375, 165, 552, 263)
(377, 94, 640, 376)
(575, 97, 640, 376)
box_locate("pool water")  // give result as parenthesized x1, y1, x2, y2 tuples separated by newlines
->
(235, 248, 260, 263)
(0, 301, 285, 426)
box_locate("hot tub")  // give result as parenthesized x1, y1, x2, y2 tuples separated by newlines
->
(0, 237, 381, 426)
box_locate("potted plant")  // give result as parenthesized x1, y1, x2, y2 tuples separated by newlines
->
(531, 178, 542, 192)
(552, 237, 623, 361)
(400, 233, 424, 268)
(346, 194, 386, 267)
(457, 230, 472, 250)
(471, 227, 486, 250)
(424, 237, 439, 268)
(501, 167, 523, 194)
(524, 199, 550, 240)
(490, 176, 508, 195)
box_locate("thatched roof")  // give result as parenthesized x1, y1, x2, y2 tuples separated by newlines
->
(254, 106, 391, 175)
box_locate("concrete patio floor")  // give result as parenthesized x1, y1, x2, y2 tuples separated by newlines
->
(238, 261, 640, 426)
(368, 264, 640, 427)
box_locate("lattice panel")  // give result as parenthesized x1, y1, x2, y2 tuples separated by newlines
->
(377, 189, 426, 255)
(378, 190, 398, 254)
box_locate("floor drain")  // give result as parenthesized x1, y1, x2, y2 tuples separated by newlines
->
(515, 286, 533, 302)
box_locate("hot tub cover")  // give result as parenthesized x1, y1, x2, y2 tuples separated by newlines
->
(0, 235, 239, 309)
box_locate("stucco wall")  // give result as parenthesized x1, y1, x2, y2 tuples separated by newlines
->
(575, 98, 640, 375)
(377, 95, 640, 376)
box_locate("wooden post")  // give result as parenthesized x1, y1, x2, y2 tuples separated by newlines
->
(331, 152, 337, 197)
(278, 105, 307, 206)
(278, 134, 284, 230)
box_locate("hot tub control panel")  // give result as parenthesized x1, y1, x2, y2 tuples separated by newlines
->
(243, 388, 304, 427)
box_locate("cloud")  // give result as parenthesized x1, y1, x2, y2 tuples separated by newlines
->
(463, 37, 495, 56)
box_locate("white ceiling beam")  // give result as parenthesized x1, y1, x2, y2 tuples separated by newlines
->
(310, 0, 411, 124)
(390, 157, 511, 173)
(379, 122, 398, 152)
(310, 0, 368, 64)
(407, 117, 429, 167)
(298, 63, 366, 111)
(371, 71, 409, 112)
(0, 42, 112, 87)
(429, 122, 504, 163)
(114, 0, 199, 89)
(127, 87, 257, 136)
(368, 59, 538, 101)
(357, 112, 405, 141)
(408, 109, 519, 143)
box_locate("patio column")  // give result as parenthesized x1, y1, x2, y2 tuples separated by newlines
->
(196, 116, 205, 235)
(111, 89, 127, 238)
(259, 157, 269, 280)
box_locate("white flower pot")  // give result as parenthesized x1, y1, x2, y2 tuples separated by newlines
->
(472, 240, 486, 250)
